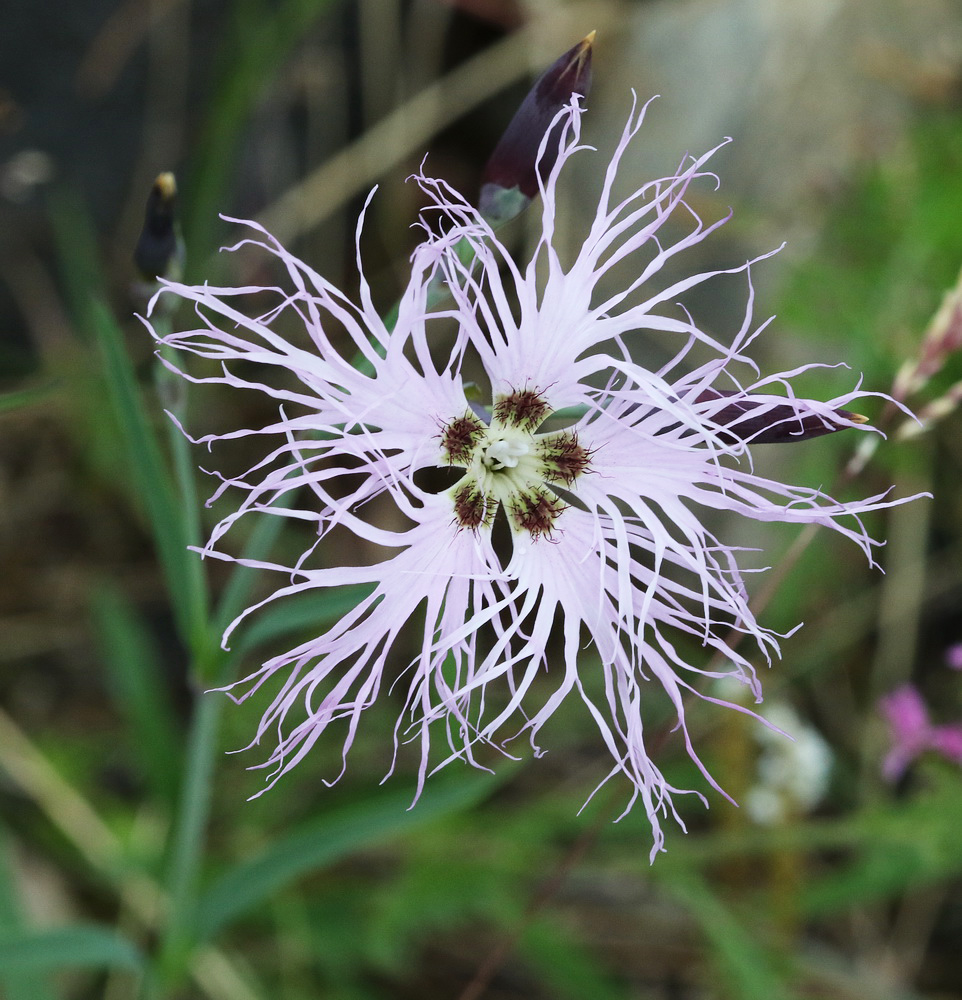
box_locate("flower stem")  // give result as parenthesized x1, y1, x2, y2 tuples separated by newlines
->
(147, 651, 231, 996)
(151, 311, 214, 667)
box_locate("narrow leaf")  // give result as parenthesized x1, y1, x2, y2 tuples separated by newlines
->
(47, 186, 106, 335)
(0, 384, 55, 414)
(212, 509, 291, 636)
(91, 583, 184, 805)
(660, 868, 792, 1000)
(0, 828, 56, 1000)
(233, 584, 375, 656)
(522, 918, 628, 1000)
(0, 925, 144, 974)
(195, 770, 505, 940)
(90, 299, 205, 648)
(186, 0, 335, 270)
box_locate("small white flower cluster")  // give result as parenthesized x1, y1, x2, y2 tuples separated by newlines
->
(745, 702, 833, 826)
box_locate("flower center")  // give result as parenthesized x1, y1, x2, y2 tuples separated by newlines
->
(439, 388, 590, 538)
(482, 437, 529, 471)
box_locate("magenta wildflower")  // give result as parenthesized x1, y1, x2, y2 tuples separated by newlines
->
(879, 684, 962, 781)
(149, 95, 919, 859)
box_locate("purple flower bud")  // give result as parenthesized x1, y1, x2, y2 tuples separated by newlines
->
(479, 32, 594, 226)
(693, 388, 868, 444)
(135, 172, 184, 282)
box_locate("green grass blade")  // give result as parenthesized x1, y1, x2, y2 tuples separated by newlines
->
(0, 828, 57, 1000)
(89, 299, 208, 653)
(90, 582, 184, 806)
(185, 0, 335, 270)
(665, 768, 962, 915)
(0, 925, 144, 974)
(195, 770, 505, 941)
(659, 867, 792, 1000)
(521, 918, 629, 1000)
(153, 677, 228, 986)
(48, 183, 208, 654)
(233, 584, 375, 656)
(0, 384, 56, 414)
(211, 510, 289, 638)
(46, 186, 106, 337)
(800, 768, 962, 915)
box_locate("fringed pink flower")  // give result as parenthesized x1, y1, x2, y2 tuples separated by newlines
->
(148, 95, 920, 859)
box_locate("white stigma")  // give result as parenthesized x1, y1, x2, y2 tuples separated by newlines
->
(483, 437, 529, 470)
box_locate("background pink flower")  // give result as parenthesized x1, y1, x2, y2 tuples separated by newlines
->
(879, 684, 962, 781)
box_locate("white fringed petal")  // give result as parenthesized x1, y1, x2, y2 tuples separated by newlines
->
(148, 94, 925, 860)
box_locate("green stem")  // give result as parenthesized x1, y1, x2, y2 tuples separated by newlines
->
(147, 652, 232, 996)
(143, 312, 228, 997)
(152, 311, 214, 668)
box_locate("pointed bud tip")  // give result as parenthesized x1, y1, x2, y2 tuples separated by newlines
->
(848, 412, 870, 425)
(135, 171, 183, 282)
(154, 171, 177, 199)
(563, 32, 594, 81)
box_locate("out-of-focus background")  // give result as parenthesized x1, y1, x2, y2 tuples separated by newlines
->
(2, 1, 962, 998)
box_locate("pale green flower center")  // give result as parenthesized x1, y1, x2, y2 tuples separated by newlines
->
(439, 389, 590, 538)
